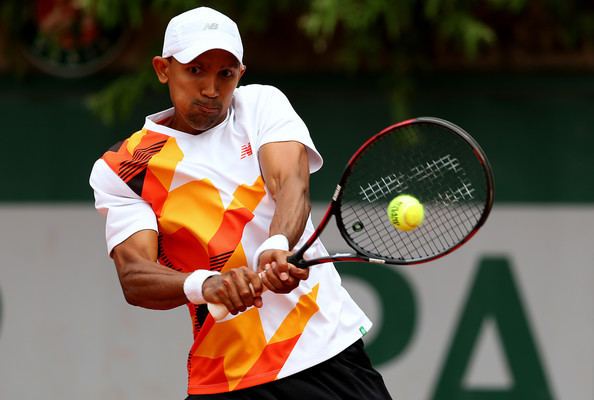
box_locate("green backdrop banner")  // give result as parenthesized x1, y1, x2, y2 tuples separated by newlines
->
(2, 72, 593, 202)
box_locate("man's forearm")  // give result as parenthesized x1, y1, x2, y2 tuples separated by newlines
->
(268, 174, 311, 248)
(116, 259, 190, 310)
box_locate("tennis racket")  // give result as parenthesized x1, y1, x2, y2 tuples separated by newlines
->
(208, 116, 494, 320)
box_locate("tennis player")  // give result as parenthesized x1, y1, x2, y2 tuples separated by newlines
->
(90, 6, 391, 399)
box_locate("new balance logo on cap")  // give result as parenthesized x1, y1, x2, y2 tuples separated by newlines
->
(203, 23, 218, 30)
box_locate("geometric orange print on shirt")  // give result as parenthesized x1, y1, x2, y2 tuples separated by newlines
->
(103, 129, 320, 394)
(189, 283, 320, 394)
(103, 129, 265, 274)
(102, 129, 173, 199)
(157, 175, 266, 273)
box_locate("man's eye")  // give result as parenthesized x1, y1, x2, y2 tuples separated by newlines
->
(221, 69, 234, 78)
(190, 67, 201, 74)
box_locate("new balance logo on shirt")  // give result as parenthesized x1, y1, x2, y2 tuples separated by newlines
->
(240, 143, 253, 159)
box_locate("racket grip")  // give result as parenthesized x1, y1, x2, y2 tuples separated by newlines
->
(287, 253, 311, 269)
(287, 253, 298, 265)
(207, 272, 267, 321)
(207, 302, 229, 321)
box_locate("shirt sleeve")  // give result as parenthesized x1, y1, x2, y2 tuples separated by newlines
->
(89, 159, 158, 255)
(253, 86, 323, 173)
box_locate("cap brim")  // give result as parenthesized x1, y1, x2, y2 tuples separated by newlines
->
(172, 37, 242, 64)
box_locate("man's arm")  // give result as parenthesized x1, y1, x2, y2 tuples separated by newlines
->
(257, 141, 312, 293)
(111, 229, 263, 313)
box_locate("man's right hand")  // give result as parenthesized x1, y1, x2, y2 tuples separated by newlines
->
(202, 267, 263, 315)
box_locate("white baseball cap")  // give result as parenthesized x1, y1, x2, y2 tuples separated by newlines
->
(162, 7, 243, 64)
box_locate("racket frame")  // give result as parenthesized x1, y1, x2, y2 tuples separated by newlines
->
(288, 117, 494, 268)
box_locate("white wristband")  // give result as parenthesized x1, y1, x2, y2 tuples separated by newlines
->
(183, 270, 221, 304)
(252, 234, 289, 270)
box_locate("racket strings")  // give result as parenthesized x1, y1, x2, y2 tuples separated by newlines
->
(358, 172, 407, 203)
(338, 122, 489, 263)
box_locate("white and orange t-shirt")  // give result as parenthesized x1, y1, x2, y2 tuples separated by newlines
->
(90, 84, 371, 395)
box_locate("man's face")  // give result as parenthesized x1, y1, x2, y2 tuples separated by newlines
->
(155, 49, 245, 134)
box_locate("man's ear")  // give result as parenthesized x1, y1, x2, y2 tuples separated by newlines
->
(239, 64, 247, 81)
(152, 56, 171, 84)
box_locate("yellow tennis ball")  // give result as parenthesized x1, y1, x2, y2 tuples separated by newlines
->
(387, 195, 425, 231)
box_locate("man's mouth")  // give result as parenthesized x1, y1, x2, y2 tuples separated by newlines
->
(195, 102, 220, 114)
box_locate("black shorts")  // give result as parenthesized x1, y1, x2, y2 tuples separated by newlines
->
(186, 339, 392, 400)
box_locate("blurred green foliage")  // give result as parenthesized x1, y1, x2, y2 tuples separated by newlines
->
(82, 0, 522, 123)
(3, 0, 594, 123)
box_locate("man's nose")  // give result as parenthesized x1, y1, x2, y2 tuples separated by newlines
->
(201, 75, 218, 98)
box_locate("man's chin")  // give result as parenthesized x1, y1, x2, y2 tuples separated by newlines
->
(188, 115, 224, 133)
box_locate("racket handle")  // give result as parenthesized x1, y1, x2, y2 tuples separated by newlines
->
(287, 253, 311, 269)
(207, 272, 267, 321)
(206, 254, 310, 321)
(207, 302, 230, 321)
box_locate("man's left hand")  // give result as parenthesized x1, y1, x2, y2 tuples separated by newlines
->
(258, 250, 309, 293)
